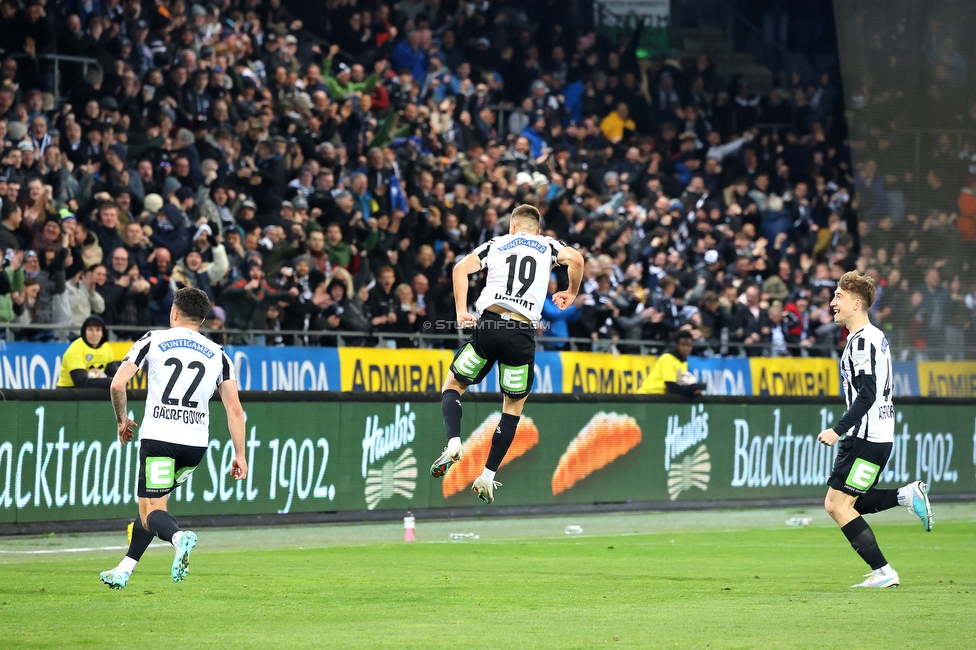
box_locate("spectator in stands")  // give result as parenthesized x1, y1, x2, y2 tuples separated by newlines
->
(366, 265, 401, 343)
(219, 260, 293, 343)
(318, 272, 372, 346)
(644, 275, 679, 344)
(0, 0, 956, 359)
(148, 204, 190, 264)
(766, 301, 799, 357)
(65, 264, 105, 331)
(145, 247, 174, 329)
(785, 290, 816, 351)
(12, 277, 40, 339)
(88, 202, 125, 266)
(306, 229, 332, 276)
(541, 274, 584, 350)
(738, 284, 772, 356)
(172, 250, 215, 302)
(916, 267, 949, 355)
(21, 248, 68, 340)
(1, 200, 23, 251)
(258, 225, 301, 278)
(392, 282, 420, 344)
(322, 221, 354, 269)
(122, 221, 153, 277)
(1, 248, 25, 334)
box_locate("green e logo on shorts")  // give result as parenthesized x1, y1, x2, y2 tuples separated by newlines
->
(454, 344, 487, 380)
(146, 457, 175, 489)
(499, 363, 529, 393)
(846, 458, 880, 491)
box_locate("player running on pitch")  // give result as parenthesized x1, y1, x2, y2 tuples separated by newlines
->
(99, 287, 247, 589)
(429, 204, 583, 503)
(817, 271, 934, 589)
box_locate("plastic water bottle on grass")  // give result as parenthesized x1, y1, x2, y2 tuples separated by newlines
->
(786, 517, 812, 527)
(449, 533, 479, 540)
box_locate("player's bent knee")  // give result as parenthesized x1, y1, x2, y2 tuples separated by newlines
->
(443, 373, 467, 394)
(502, 395, 527, 416)
(139, 497, 168, 525)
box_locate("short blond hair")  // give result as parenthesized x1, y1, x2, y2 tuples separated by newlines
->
(838, 270, 876, 311)
(511, 204, 541, 232)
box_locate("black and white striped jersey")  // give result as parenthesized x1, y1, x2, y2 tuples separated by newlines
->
(833, 323, 895, 443)
(123, 327, 235, 447)
(470, 234, 566, 322)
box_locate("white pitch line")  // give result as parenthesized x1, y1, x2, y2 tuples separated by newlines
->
(0, 542, 170, 555)
(0, 545, 129, 555)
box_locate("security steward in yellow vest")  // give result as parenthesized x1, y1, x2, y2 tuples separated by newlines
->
(57, 315, 119, 388)
(637, 330, 705, 396)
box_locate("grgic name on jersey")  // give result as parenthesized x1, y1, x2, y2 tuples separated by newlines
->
(152, 405, 207, 425)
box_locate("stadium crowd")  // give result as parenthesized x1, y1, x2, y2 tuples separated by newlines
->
(0, 0, 972, 359)
(836, 0, 976, 360)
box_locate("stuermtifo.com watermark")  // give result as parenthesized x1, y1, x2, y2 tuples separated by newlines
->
(422, 318, 552, 331)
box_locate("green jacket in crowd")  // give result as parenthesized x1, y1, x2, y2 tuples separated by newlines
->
(320, 56, 378, 100)
(0, 267, 25, 324)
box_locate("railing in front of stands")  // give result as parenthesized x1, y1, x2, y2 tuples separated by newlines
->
(0, 321, 853, 358)
(0, 51, 103, 102)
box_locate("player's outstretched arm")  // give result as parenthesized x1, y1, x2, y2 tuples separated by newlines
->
(552, 246, 584, 309)
(453, 252, 483, 328)
(110, 361, 141, 444)
(219, 380, 248, 480)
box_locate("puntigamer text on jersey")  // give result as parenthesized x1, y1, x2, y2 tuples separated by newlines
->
(158, 339, 217, 359)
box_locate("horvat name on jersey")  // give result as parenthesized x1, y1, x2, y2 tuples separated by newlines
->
(474, 234, 565, 322)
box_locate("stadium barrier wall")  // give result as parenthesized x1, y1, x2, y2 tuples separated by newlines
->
(4, 341, 976, 397)
(1, 392, 973, 525)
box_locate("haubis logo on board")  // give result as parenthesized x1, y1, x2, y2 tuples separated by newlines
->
(361, 403, 418, 510)
(664, 404, 711, 500)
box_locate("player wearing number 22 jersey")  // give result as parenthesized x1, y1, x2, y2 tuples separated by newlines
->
(429, 204, 584, 504)
(128, 324, 234, 447)
(816, 272, 934, 590)
(99, 287, 248, 591)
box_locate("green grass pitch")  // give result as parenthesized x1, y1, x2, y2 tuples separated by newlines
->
(2, 505, 975, 649)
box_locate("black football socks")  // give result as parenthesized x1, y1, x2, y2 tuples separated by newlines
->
(124, 516, 154, 564)
(147, 510, 181, 545)
(855, 488, 899, 515)
(485, 413, 520, 472)
(842, 516, 887, 570)
(442, 389, 463, 441)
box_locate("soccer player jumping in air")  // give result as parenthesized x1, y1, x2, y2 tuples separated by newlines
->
(99, 287, 248, 589)
(817, 271, 934, 588)
(430, 204, 583, 503)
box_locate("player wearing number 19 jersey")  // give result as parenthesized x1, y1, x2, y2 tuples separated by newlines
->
(99, 287, 248, 590)
(430, 204, 584, 504)
(816, 272, 934, 589)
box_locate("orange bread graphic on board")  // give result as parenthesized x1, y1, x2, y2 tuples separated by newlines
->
(442, 413, 539, 498)
(551, 412, 642, 495)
